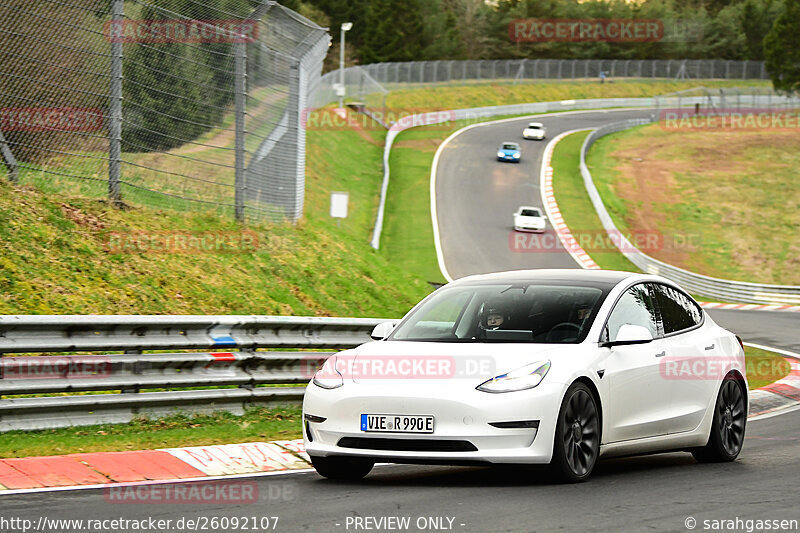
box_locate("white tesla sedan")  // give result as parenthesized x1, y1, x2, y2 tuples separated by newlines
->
(523, 122, 546, 140)
(303, 270, 747, 483)
(513, 206, 547, 232)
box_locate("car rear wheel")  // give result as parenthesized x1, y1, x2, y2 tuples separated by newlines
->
(550, 382, 600, 483)
(692, 375, 746, 463)
(309, 455, 374, 480)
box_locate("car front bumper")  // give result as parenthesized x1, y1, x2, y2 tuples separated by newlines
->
(514, 224, 546, 233)
(303, 380, 563, 464)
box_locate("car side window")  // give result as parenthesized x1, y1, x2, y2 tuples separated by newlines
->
(650, 283, 702, 334)
(605, 284, 659, 342)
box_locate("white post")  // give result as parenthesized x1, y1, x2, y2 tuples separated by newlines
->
(338, 22, 352, 109)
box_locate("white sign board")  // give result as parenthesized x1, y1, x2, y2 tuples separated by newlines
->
(330, 191, 348, 219)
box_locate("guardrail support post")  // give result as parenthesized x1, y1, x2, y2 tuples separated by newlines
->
(108, 0, 123, 206)
(234, 40, 247, 222)
(0, 128, 18, 183)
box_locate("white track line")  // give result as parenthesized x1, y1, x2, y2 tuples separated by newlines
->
(538, 128, 597, 270)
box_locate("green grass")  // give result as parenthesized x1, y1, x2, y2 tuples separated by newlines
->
(0, 405, 303, 459)
(304, 112, 386, 241)
(587, 123, 800, 285)
(382, 128, 452, 284)
(745, 346, 792, 390)
(0, 165, 430, 317)
(550, 130, 640, 272)
(386, 79, 770, 111)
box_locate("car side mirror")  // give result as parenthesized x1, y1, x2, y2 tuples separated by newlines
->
(370, 322, 395, 340)
(601, 324, 654, 347)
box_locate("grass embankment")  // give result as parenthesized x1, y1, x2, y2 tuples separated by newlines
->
(2, 344, 789, 458)
(586, 123, 800, 285)
(386, 79, 769, 110)
(549, 131, 640, 273)
(0, 110, 429, 316)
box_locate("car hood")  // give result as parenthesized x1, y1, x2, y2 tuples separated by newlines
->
(341, 340, 576, 385)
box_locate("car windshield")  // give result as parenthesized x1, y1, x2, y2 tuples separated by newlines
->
(528, 123, 543, 128)
(389, 283, 607, 344)
(502, 143, 519, 150)
(520, 209, 541, 217)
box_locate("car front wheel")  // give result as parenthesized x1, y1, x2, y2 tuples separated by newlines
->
(692, 375, 746, 463)
(309, 455, 374, 480)
(550, 382, 600, 483)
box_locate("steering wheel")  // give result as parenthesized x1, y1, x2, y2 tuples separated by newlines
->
(546, 322, 581, 343)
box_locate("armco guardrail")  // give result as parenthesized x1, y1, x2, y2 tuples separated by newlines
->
(0, 315, 394, 432)
(580, 119, 800, 305)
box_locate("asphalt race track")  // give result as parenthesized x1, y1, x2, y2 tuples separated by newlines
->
(3, 109, 799, 533)
(4, 410, 799, 532)
(435, 108, 653, 280)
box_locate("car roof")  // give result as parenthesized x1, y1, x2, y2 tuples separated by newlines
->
(527, 122, 544, 127)
(501, 142, 520, 147)
(451, 269, 639, 288)
(517, 206, 541, 212)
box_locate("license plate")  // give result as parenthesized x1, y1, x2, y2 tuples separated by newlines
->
(360, 414, 434, 434)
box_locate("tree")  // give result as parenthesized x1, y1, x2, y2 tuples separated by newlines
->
(741, 0, 778, 60)
(360, 0, 427, 63)
(764, 0, 800, 93)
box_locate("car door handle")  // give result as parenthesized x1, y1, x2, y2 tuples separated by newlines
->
(704, 344, 715, 351)
(654, 351, 666, 357)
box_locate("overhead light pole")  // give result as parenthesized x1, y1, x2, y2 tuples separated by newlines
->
(339, 22, 352, 109)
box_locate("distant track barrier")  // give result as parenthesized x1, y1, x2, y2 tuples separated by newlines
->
(580, 113, 800, 305)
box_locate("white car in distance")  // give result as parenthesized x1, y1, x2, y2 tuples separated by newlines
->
(514, 206, 546, 232)
(523, 122, 546, 140)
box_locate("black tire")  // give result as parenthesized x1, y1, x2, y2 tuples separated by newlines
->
(692, 375, 747, 463)
(550, 382, 600, 483)
(309, 455, 374, 481)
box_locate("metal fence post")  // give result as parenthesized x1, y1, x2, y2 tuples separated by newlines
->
(234, 40, 246, 222)
(0, 128, 18, 183)
(108, 0, 123, 206)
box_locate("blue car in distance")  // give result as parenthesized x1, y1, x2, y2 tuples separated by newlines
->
(497, 141, 522, 163)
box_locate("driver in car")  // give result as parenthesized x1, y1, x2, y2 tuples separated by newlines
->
(477, 299, 509, 336)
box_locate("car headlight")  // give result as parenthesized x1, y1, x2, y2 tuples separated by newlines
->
(497, 151, 505, 158)
(476, 360, 550, 393)
(513, 153, 521, 158)
(313, 356, 344, 389)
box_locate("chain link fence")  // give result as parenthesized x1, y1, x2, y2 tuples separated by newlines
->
(311, 59, 769, 107)
(654, 86, 800, 115)
(360, 59, 769, 87)
(0, 0, 329, 222)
